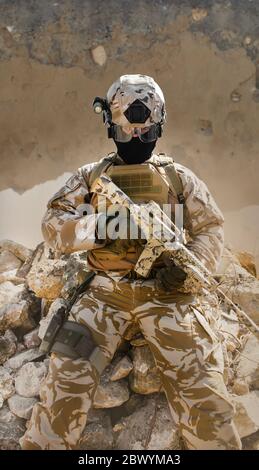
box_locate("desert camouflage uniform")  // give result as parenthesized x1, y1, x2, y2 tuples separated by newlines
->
(20, 153, 241, 450)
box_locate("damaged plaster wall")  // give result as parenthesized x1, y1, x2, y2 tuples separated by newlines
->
(0, 0, 259, 258)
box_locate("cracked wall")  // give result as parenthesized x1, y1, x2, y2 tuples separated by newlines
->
(0, 0, 259, 259)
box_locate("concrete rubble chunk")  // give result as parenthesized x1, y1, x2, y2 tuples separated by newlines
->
(8, 395, 38, 420)
(233, 391, 259, 438)
(15, 362, 47, 398)
(0, 250, 22, 273)
(23, 327, 41, 349)
(0, 300, 31, 333)
(0, 281, 24, 310)
(0, 403, 19, 424)
(0, 238, 259, 448)
(242, 430, 259, 450)
(16, 243, 43, 279)
(79, 411, 114, 450)
(0, 404, 26, 449)
(110, 356, 133, 382)
(93, 369, 129, 409)
(5, 348, 44, 370)
(0, 240, 32, 262)
(27, 254, 67, 300)
(129, 345, 162, 395)
(114, 395, 180, 450)
(0, 287, 41, 333)
(0, 269, 25, 285)
(0, 329, 17, 365)
(0, 367, 15, 406)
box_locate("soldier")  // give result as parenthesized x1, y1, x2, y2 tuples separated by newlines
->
(20, 74, 241, 450)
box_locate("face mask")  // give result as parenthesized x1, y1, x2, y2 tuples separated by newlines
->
(114, 137, 157, 164)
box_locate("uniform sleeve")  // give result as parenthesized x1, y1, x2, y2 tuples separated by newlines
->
(41, 164, 104, 254)
(180, 168, 224, 274)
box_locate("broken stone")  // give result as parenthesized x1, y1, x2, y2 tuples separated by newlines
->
(0, 367, 15, 406)
(79, 412, 114, 450)
(235, 335, 259, 389)
(8, 395, 38, 420)
(0, 287, 41, 334)
(114, 395, 179, 450)
(242, 429, 259, 450)
(27, 255, 67, 300)
(16, 343, 26, 354)
(91, 45, 107, 66)
(233, 391, 259, 438)
(0, 403, 18, 423)
(15, 362, 47, 398)
(0, 240, 32, 263)
(114, 393, 145, 421)
(0, 404, 26, 449)
(0, 300, 31, 333)
(5, 348, 44, 370)
(0, 329, 17, 365)
(129, 345, 162, 395)
(0, 281, 24, 310)
(0, 270, 25, 285)
(0, 249, 22, 273)
(16, 243, 44, 279)
(93, 369, 129, 409)
(23, 327, 41, 349)
(110, 356, 133, 382)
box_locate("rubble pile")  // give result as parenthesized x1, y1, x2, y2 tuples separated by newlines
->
(0, 239, 259, 450)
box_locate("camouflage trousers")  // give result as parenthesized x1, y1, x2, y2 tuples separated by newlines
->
(20, 273, 241, 450)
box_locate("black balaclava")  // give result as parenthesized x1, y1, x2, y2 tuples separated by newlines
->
(114, 137, 157, 164)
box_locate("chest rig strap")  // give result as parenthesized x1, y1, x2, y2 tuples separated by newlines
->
(150, 154, 186, 205)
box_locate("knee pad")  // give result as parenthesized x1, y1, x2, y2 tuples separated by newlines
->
(51, 321, 95, 359)
(50, 321, 108, 374)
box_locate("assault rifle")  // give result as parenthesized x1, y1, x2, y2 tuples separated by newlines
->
(91, 174, 259, 338)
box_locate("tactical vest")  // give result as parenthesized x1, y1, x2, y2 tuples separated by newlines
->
(87, 152, 186, 206)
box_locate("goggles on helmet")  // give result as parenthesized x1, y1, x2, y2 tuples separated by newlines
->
(110, 123, 161, 143)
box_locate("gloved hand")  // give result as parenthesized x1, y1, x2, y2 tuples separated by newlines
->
(155, 258, 187, 291)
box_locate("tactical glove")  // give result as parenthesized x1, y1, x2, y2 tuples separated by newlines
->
(155, 259, 187, 291)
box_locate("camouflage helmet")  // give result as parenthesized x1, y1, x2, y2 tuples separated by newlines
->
(106, 74, 166, 128)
